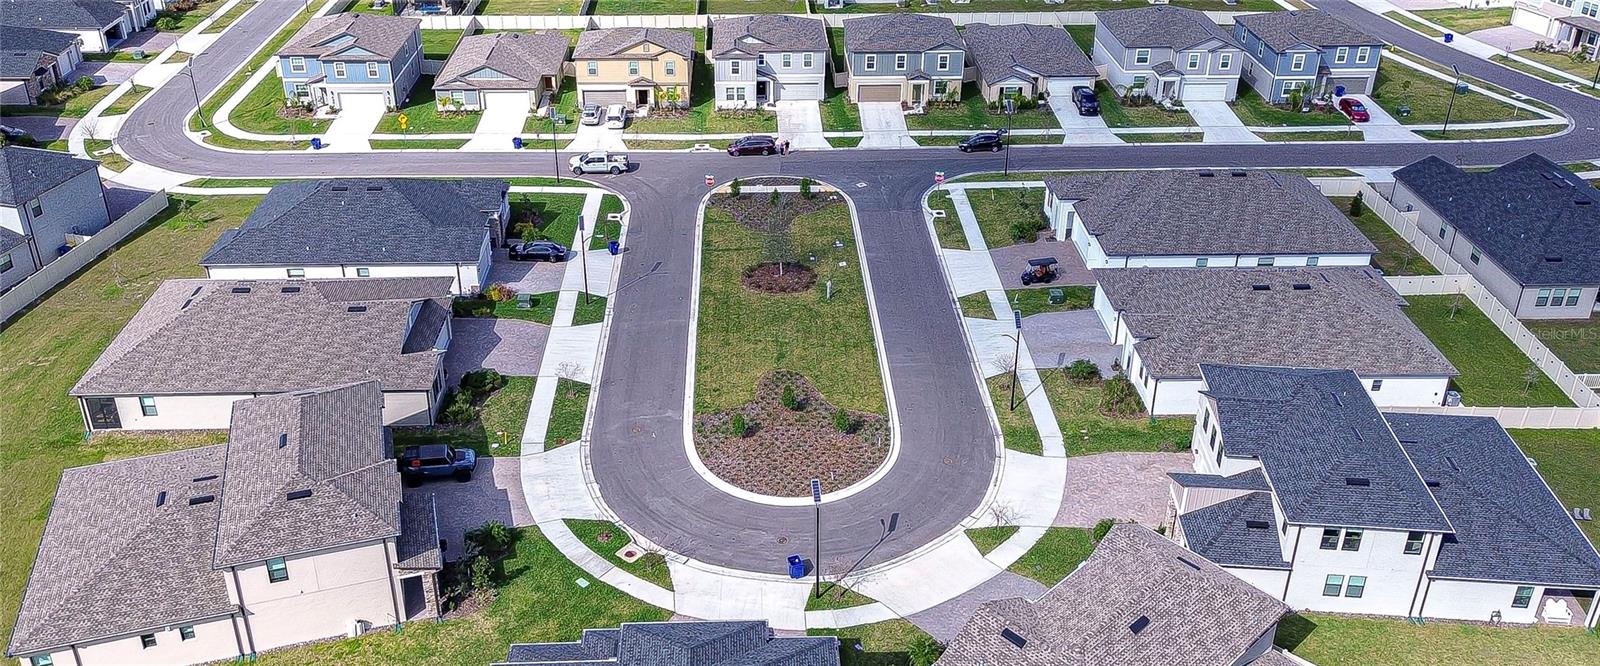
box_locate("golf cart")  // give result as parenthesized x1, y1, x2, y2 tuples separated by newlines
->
(1020, 257, 1058, 286)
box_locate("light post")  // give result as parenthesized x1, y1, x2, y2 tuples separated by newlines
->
(551, 113, 561, 183)
(1440, 65, 1464, 138)
(578, 214, 590, 304)
(811, 479, 823, 599)
(185, 58, 205, 129)
(1008, 310, 1022, 411)
(1002, 97, 1015, 178)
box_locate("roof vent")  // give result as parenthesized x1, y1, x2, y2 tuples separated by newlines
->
(1544, 256, 1564, 263)
(1345, 477, 1371, 487)
(1000, 628, 1028, 649)
(230, 286, 252, 294)
(1176, 556, 1201, 570)
(347, 305, 368, 313)
(1129, 616, 1151, 635)
(366, 185, 383, 192)
(1577, 199, 1592, 206)
(189, 494, 215, 505)
(278, 433, 288, 448)
(1230, 169, 1247, 177)
(1425, 479, 1441, 488)
(181, 298, 194, 310)
(331, 185, 349, 192)
(1198, 169, 1215, 177)
(286, 489, 313, 501)
(1251, 284, 1271, 291)
(156, 490, 167, 507)
(193, 474, 218, 483)
(1245, 519, 1270, 529)
(1446, 456, 1460, 471)
(281, 286, 302, 293)
(1293, 283, 1311, 290)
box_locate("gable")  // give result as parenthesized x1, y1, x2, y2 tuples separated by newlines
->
(328, 45, 378, 59)
(316, 34, 355, 48)
(465, 66, 513, 80)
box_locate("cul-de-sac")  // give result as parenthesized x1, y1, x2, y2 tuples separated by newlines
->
(1, 0, 1598, 664)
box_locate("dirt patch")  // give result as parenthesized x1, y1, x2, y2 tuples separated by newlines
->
(742, 262, 816, 293)
(711, 191, 839, 234)
(694, 371, 890, 497)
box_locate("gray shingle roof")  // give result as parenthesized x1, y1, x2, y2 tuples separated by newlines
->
(938, 524, 1288, 666)
(396, 491, 443, 571)
(1392, 154, 1600, 286)
(1200, 365, 1454, 532)
(843, 14, 963, 53)
(278, 12, 421, 61)
(962, 23, 1095, 85)
(1, 26, 78, 79)
(435, 32, 568, 91)
(0, 145, 99, 206)
(1045, 170, 1375, 257)
(71, 277, 451, 396)
(1235, 10, 1382, 52)
(1177, 492, 1293, 570)
(0, 0, 127, 31)
(1169, 468, 1270, 491)
(572, 28, 694, 60)
(1388, 413, 1600, 588)
(1097, 6, 1243, 51)
(710, 15, 826, 59)
(213, 382, 400, 568)
(502, 621, 838, 666)
(200, 178, 505, 266)
(1094, 267, 1457, 379)
(0, 226, 26, 253)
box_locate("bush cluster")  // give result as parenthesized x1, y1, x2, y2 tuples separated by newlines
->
(441, 370, 507, 425)
(1101, 374, 1143, 418)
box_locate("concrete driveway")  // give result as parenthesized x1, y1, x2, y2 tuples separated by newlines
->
(1024, 309, 1121, 374)
(404, 457, 533, 562)
(1468, 25, 1544, 52)
(570, 122, 626, 152)
(445, 317, 549, 386)
(858, 102, 913, 148)
(1187, 100, 1262, 144)
(3, 116, 75, 141)
(463, 98, 531, 152)
(774, 100, 828, 150)
(1343, 94, 1421, 143)
(322, 93, 386, 152)
(1047, 80, 1119, 145)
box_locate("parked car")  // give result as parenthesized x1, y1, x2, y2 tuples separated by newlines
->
(1072, 86, 1100, 116)
(509, 240, 568, 262)
(580, 104, 602, 126)
(728, 135, 778, 156)
(604, 104, 627, 129)
(958, 130, 1006, 153)
(1339, 98, 1370, 122)
(397, 444, 476, 485)
(569, 150, 630, 175)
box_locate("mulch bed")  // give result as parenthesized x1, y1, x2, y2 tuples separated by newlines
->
(694, 371, 890, 497)
(741, 262, 816, 293)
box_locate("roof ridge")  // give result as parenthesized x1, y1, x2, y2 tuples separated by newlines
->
(1436, 462, 1600, 574)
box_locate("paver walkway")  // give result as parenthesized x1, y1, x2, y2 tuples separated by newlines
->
(1187, 100, 1263, 144)
(909, 571, 1047, 641)
(488, 248, 568, 294)
(1056, 453, 1190, 529)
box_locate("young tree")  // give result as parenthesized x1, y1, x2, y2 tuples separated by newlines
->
(763, 226, 797, 278)
(1350, 191, 1365, 217)
(1522, 363, 1541, 397)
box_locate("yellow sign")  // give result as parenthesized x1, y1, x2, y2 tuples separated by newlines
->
(397, 113, 410, 130)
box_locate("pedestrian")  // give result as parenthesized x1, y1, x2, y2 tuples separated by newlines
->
(782, 139, 791, 155)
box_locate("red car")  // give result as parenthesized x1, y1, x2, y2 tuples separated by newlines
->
(1339, 98, 1370, 122)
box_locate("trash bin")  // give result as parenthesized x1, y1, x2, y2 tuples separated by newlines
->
(1334, 85, 1346, 98)
(1443, 33, 1454, 43)
(607, 240, 621, 256)
(311, 137, 323, 150)
(787, 555, 805, 579)
(512, 136, 523, 150)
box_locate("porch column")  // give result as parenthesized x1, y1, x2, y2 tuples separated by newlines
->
(1587, 591, 1598, 630)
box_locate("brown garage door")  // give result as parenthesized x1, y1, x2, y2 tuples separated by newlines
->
(582, 89, 627, 107)
(856, 84, 901, 103)
(1327, 76, 1372, 95)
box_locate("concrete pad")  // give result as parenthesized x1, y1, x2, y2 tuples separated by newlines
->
(1056, 452, 1191, 529)
(539, 323, 603, 383)
(599, 567, 676, 611)
(561, 250, 616, 296)
(1187, 100, 1262, 144)
(980, 451, 1068, 528)
(321, 92, 386, 152)
(844, 536, 1002, 617)
(858, 102, 914, 148)
(1046, 80, 1120, 145)
(669, 565, 811, 630)
(1344, 94, 1422, 143)
(405, 457, 534, 562)
(1024, 309, 1120, 373)
(967, 315, 1025, 379)
(520, 443, 604, 520)
(804, 602, 899, 629)
(463, 99, 531, 152)
(445, 317, 549, 385)
(989, 241, 1094, 287)
(941, 249, 1003, 296)
(908, 570, 1047, 641)
(1468, 25, 1544, 53)
(569, 123, 626, 152)
(118, 30, 179, 54)
(775, 100, 829, 151)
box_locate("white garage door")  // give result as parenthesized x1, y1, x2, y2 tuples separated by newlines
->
(1510, 9, 1552, 36)
(779, 81, 822, 101)
(1182, 82, 1228, 102)
(482, 90, 531, 111)
(582, 89, 627, 107)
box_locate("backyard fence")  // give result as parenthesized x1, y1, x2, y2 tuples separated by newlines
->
(0, 190, 169, 326)
(1307, 176, 1364, 198)
(1386, 404, 1600, 429)
(1362, 181, 1470, 275)
(398, 9, 1259, 30)
(1383, 274, 1475, 296)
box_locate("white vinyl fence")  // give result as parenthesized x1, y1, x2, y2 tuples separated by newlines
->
(387, 6, 1258, 30)
(0, 191, 170, 326)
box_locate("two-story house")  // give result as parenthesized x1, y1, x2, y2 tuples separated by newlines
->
(0, 0, 136, 54)
(1392, 153, 1600, 320)
(1093, 6, 1244, 103)
(1234, 10, 1385, 103)
(571, 27, 694, 110)
(1512, 0, 1600, 59)
(962, 23, 1097, 105)
(1172, 365, 1600, 628)
(7, 382, 445, 666)
(842, 13, 965, 106)
(0, 146, 111, 293)
(709, 14, 828, 109)
(0, 26, 85, 106)
(277, 12, 423, 112)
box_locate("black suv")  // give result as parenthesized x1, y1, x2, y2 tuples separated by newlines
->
(728, 135, 778, 156)
(1072, 86, 1100, 116)
(957, 130, 1006, 153)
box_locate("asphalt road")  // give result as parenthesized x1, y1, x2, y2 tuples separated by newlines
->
(114, 0, 1600, 574)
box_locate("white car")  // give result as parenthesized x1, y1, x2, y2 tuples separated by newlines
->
(604, 104, 627, 129)
(579, 104, 601, 126)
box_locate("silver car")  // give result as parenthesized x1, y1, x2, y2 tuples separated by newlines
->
(579, 104, 602, 126)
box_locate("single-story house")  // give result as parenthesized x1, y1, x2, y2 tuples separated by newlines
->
(500, 620, 839, 666)
(571, 27, 694, 109)
(1234, 10, 1384, 103)
(842, 13, 966, 106)
(0, 26, 85, 105)
(200, 178, 509, 295)
(276, 11, 423, 112)
(709, 14, 828, 109)
(0, 146, 111, 293)
(0, 0, 137, 54)
(1093, 6, 1245, 103)
(962, 23, 1097, 105)
(433, 31, 568, 113)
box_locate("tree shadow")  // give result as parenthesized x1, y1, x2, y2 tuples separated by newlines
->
(1273, 613, 1320, 652)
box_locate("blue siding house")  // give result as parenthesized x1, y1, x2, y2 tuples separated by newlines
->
(277, 12, 423, 112)
(1233, 10, 1383, 104)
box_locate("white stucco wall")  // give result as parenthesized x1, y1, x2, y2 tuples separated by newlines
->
(1222, 566, 1291, 599)
(1419, 579, 1548, 625)
(56, 616, 240, 666)
(230, 540, 401, 652)
(1282, 527, 1433, 616)
(204, 259, 484, 296)
(85, 391, 436, 431)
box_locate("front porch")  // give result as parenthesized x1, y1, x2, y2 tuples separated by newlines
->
(1534, 588, 1599, 629)
(1554, 16, 1600, 60)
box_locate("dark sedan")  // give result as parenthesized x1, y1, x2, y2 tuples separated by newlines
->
(728, 135, 778, 156)
(958, 130, 1006, 153)
(509, 240, 568, 262)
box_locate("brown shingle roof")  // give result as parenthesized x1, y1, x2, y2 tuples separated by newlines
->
(435, 31, 568, 90)
(572, 27, 694, 60)
(278, 12, 420, 61)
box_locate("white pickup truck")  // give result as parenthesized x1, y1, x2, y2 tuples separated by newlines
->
(569, 151, 630, 175)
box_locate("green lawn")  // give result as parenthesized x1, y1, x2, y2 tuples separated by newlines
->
(253, 526, 669, 665)
(458, 291, 605, 327)
(1119, 131, 1204, 143)
(1510, 49, 1600, 79)
(421, 29, 465, 60)
(100, 85, 152, 116)
(475, 0, 585, 14)
(1413, 8, 1513, 35)
(1008, 527, 1095, 586)
(706, 0, 806, 12)
(393, 376, 535, 457)
(1416, 124, 1566, 140)
(826, 136, 861, 148)
(509, 192, 587, 243)
(958, 293, 993, 320)
(201, 0, 257, 34)
(1370, 58, 1526, 125)
(153, 0, 227, 33)
(807, 620, 940, 666)
(806, 582, 876, 611)
(544, 378, 591, 448)
(1402, 295, 1573, 407)
(591, 194, 624, 250)
(1384, 11, 1445, 38)
(525, 77, 580, 134)
(1046, 371, 1194, 456)
(565, 519, 673, 590)
(182, 177, 297, 188)
(368, 139, 470, 149)
(1328, 197, 1439, 277)
(827, 27, 846, 72)
(962, 187, 1046, 249)
(988, 375, 1041, 455)
(230, 72, 331, 135)
(696, 198, 885, 415)
(966, 526, 1019, 556)
(820, 84, 861, 132)
(1231, 82, 1349, 127)
(1255, 130, 1365, 142)
(1524, 319, 1600, 374)
(1511, 429, 1600, 545)
(1276, 612, 1600, 666)
(1489, 55, 1600, 98)
(378, 76, 482, 133)
(907, 83, 1060, 131)
(83, 139, 128, 172)
(591, 0, 697, 13)
(925, 190, 967, 250)
(1065, 26, 1094, 53)
(191, 1, 320, 134)
(1006, 287, 1094, 317)
(1095, 82, 1194, 128)
(0, 85, 113, 118)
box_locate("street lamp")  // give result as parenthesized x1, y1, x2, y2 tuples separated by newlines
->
(1008, 310, 1022, 410)
(811, 479, 823, 599)
(1440, 65, 1464, 138)
(551, 112, 561, 183)
(578, 214, 590, 304)
(1002, 97, 1015, 178)
(185, 57, 205, 129)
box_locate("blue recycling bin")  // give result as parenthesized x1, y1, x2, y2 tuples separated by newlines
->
(512, 136, 524, 150)
(310, 137, 323, 150)
(1334, 85, 1346, 98)
(786, 555, 805, 579)
(1443, 33, 1454, 43)
(607, 240, 620, 256)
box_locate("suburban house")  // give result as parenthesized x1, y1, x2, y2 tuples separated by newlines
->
(113, 0, 159, 29)
(0, 146, 111, 293)
(0, 26, 85, 106)
(571, 27, 694, 109)
(1044, 170, 1376, 269)
(1233, 10, 1384, 103)
(708, 14, 828, 109)
(0, 0, 139, 53)
(70, 276, 454, 431)
(276, 11, 423, 112)
(7, 382, 445, 666)
(842, 13, 966, 106)
(1511, 0, 1600, 59)
(937, 524, 1291, 666)
(1093, 6, 1245, 103)
(200, 178, 508, 295)
(499, 620, 839, 666)
(962, 23, 1097, 105)
(432, 31, 568, 114)
(1391, 153, 1599, 320)
(1171, 364, 1600, 628)
(1092, 267, 1458, 415)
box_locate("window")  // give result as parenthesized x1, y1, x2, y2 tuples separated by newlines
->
(1200, 408, 1209, 433)
(1214, 437, 1223, 467)
(1356, 47, 1370, 64)
(628, 61, 639, 76)
(937, 53, 950, 71)
(1292, 53, 1306, 70)
(803, 53, 813, 68)
(1001, 85, 1022, 98)
(140, 634, 157, 649)
(1335, 47, 1349, 64)
(1537, 288, 1551, 307)
(332, 62, 345, 78)
(450, 90, 465, 105)
(1469, 249, 1480, 265)
(1584, 1, 1598, 17)
(1512, 585, 1535, 608)
(724, 86, 745, 102)
(1439, 223, 1448, 240)
(1345, 575, 1367, 598)
(1258, 42, 1265, 58)
(0, 254, 12, 274)
(1371, 379, 1384, 392)
(934, 80, 949, 95)
(1567, 289, 1582, 306)
(1257, 257, 1274, 267)
(286, 268, 305, 278)
(730, 60, 741, 75)
(1187, 53, 1201, 70)
(139, 396, 157, 417)
(757, 54, 765, 66)
(1404, 531, 1425, 555)
(355, 267, 370, 277)
(1551, 288, 1567, 307)
(1132, 75, 1147, 89)
(1306, 256, 1319, 266)
(29, 199, 42, 217)
(1134, 49, 1150, 65)
(1281, 80, 1301, 96)
(1323, 575, 1344, 597)
(586, 61, 597, 76)
(782, 53, 792, 68)
(894, 54, 907, 71)
(1195, 257, 1209, 267)
(180, 625, 196, 641)
(288, 56, 306, 74)
(1341, 529, 1363, 551)
(1219, 53, 1231, 70)
(266, 557, 289, 583)
(366, 62, 379, 78)
(864, 54, 877, 71)
(29, 656, 52, 666)
(293, 83, 309, 98)
(1320, 528, 1340, 550)
(664, 61, 676, 76)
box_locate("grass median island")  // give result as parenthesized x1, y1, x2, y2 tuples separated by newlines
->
(966, 526, 1020, 556)
(565, 519, 673, 591)
(1511, 429, 1600, 545)
(543, 378, 591, 449)
(201, 0, 258, 34)
(807, 583, 876, 611)
(1119, 131, 1204, 143)
(394, 375, 535, 457)
(1402, 295, 1573, 407)
(1276, 612, 1600, 666)
(1416, 124, 1566, 140)
(1525, 318, 1600, 374)
(1329, 196, 1439, 276)
(1254, 129, 1365, 142)
(925, 190, 967, 250)
(83, 139, 129, 172)
(1008, 527, 1095, 586)
(369, 138, 470, 149)
(101, 84, 152, 116)
(988, 375, 1042, 455)
(590, 194, 624, 250)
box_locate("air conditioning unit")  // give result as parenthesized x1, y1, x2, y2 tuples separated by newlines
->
(348, 619, 372, 638)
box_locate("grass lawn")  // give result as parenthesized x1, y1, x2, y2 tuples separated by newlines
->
(475, 0, 585, 13)
(1095, 82, 1195, 128)
(1255, 130, 1366, 142)
(1413, 8, 1513, 34)
(100, 84, 152, 116)
(1276, 612, 1600, 665)
(230, 72, 331, 135)
(525, 77, 580, 134)
(0, 195, 260, 645)
(807, 620, 939, 666)
(393, 376, 535, 457)
(1384, 11, 1445, 38)
(590, 0, 697, 13)
(591, 194, 624, 250)
(510, 192, 587, 243)
(1007, 287, 1094, 317)
(182, 177, 296, 187)
(83, 139, 128, 172)
(1510, 49, 1600, 79)
(565, 520, 673, 590)
(962, 187, 1046, 249)
(806, 583, 875, 611)
(1066, 25, 1094, 53)
(623, 139, 729, 150)
(1511, 429, 1600, 545)
(915, 133, 1061, 146)
(544, 378, 591, 448)
(1045, 371, 1194, 456)
(1489, 55, 1600, 98)
(1119, 131, 1204, 143)
(378, 76, 482, 133)
(1371, 58, 1525, 125)
(421, 29, 465, 60)
(1329, 197, 1439, 277)
(820, 85, 861, 132)
(958, 292, 992, 319)
(966, 526, 1019, 556)
(705, 0, 806, 12)
(0, 85, 114, 118)
(167, 51, 193, 64)
(460, 292, 605, 327)
(191, 1, 319, 133)
(988, 375, 1041, 455)
(907, 83, 1060, 131)
(623, 31, 778, 135)
(153, 0, 226, 33)
(252, 526, 669, 665)
(1403, 295, 1573, 407)
(201, 0, 257, 34)
(696, 198, 885, 415)
(925, 190, 967, 250)
(1008, 527, 1095, 586)
(1416, 124, 1565, 140)
(1524, 319, 1600, 374)
(1231, 83, 1350, 127)
(826, 136, 861, 148)
(827, 27, 846, 72)
(369, 139, 470, 149)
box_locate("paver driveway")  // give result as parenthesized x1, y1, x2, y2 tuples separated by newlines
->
(1025, 310, 1120, 374)
(1057, 453, 1190, 529)
(404, 457, 533, 562)
(445, 317, 549, 386)
(989, 240, 1094, 288)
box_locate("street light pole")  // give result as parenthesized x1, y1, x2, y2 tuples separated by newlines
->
(1002, 98, 1015, 178)
(551, 114, 561, 183)
(578, 214, 590, 304)
(1441, 65, 1462, 138)
(186, 59, 205, 129)
(811, 479, 822, 599)
(1008, 310, 1022, 411)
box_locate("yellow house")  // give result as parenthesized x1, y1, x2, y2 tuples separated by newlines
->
(571, 27, 695, 109)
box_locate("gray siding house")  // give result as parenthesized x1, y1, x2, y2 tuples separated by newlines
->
(276, 12, 424, 112)
(842, 13, 965, 106)
(1391, 154, 1600, 320)
(433, 31, 568, 113)
(0, 146, 111, 292)
(1234, 10, 1384, 103)
(709, 15, 828, 109)
(1093, 6, 1244, 103)
(962, 23, 1096, 104)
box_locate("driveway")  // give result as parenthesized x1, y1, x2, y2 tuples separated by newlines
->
(1344, 94, 1421, 143)
(3, 116, 75, 142)
(858, 102, 913, 148)
(445, 317, 549, 386)
(989, 240, 1094, 288)
(322, 93, 386, 152)
(488, 248, 567, 294)
(118, 30, 179, 55)
(1047, 80, 1119, 145)
(71, 61, 140, 86)
(404, 457, 533, 562)
(774, 100, 828, 150)
(463, 98, 531, 152)
(1024, 310, 1120, 374)
(1056, 453, 1190, 530)
(569, 122, 626, 152)
(909, 572, 1047, 641)
(1467, 25, 1544, 53)
(1187, 100, 1261, 144)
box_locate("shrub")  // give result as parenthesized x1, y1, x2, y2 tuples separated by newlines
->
(768, 188, 781, 207)
(452, 297, 493, 317)
(508, 221, 536, 241)
(730, 178, 742, 197)
(468, 554, 493, 591)
(908, 635, 945, 666)
(74, 76, 93, 91)
(442, 390, 476, 424)
(780, 385, 799, 411)
(1065, 359, 1101, 384)
(483, 282, 516, 303)
(731, 413, 748, 437)
(1009, 213, 1047, 243)
(466, 521, 517, 561)
(833, 409, 852, 433)
(1101, 374, 1143, 417)
(1092, 518, 1116, 543)
(461, 369, 507, 396)
(1350, 191, 1365, 217)
(799, 177, 814, 199)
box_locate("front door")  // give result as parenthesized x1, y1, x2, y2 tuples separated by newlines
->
(756, 80, 769, 101)
(85, 397, 120, 430)
(911, 83, 924, 104)
(635, 88, 650, 106)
